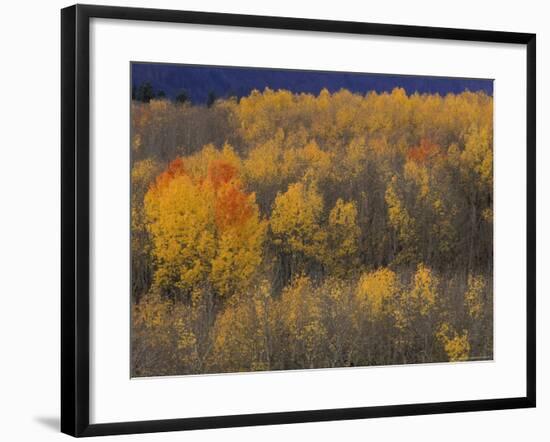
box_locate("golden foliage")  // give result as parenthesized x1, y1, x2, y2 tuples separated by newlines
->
(325, 199, 360, 276)
(131, 86, 494, 375)
(210, 281, 273, 372)
(144, 148, 266, 298)
(184, 143, 242, 182)
(461, 126, 493, 189)
(270, 181, 326, 259)
(408, 263, 438, 315)
(437, 323, 471, 362)
(464, 274, 486, 319)
(277, 276, 327, 367)
(356, 268, 400, 317)
(385, 175, 418, 263)
(281, 140, 332, 181)
(243, 135, 284, 186)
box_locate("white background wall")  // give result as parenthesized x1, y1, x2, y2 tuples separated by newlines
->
(0, 0, 546, 440)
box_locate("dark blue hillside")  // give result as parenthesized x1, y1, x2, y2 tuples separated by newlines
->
(131, 62, 493, 104)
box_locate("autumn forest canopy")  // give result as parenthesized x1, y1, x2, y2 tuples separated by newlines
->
(131, 75, 493, 377)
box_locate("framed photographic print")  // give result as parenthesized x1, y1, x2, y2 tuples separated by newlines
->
(61, 4, 536, 437)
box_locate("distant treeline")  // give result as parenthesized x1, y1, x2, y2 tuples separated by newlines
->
(133, 81, 221, 107)
(131, 64, 493, 105)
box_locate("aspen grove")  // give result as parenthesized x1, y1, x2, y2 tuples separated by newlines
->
(130, 87, 493, 376)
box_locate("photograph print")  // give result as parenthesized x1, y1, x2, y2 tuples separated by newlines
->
(130, 63, 493, 377)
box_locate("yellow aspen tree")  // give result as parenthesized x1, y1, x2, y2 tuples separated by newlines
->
(210, 179, 267, 297)
(325, 199, 360, 276)
(144, 164, 216, 295)
(385, 175, 418, 263)
(210, 281, 272, 372)
(464, 274, 486, 319)
(184, 143, 242, 181)
(321, 278, 356, 367)
(144, 154, 265, 299)
(243, 136, 284, 186)
(281, 140, 332, 182)
(436, 323, 471, 362)
(276, 276, 327, 368)
(393, 263, 439, 334)
(270, 180, 326, 261)
(355, 268, 400, 318)
(408, 263, 438, 315)
(461, 125, 493, 189)
(339, 137, 368, 180)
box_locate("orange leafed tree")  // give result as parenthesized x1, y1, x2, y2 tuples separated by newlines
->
(144, 151, 266, 300)
(407, 139, 442, 164)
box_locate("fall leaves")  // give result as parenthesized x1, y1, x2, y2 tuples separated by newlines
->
(144, 152, 266, 299)
(131, 86, 493, 376)
(132, 265, 490, 375)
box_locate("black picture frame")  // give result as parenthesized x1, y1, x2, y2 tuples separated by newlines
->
(61, 4, 536, 437)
